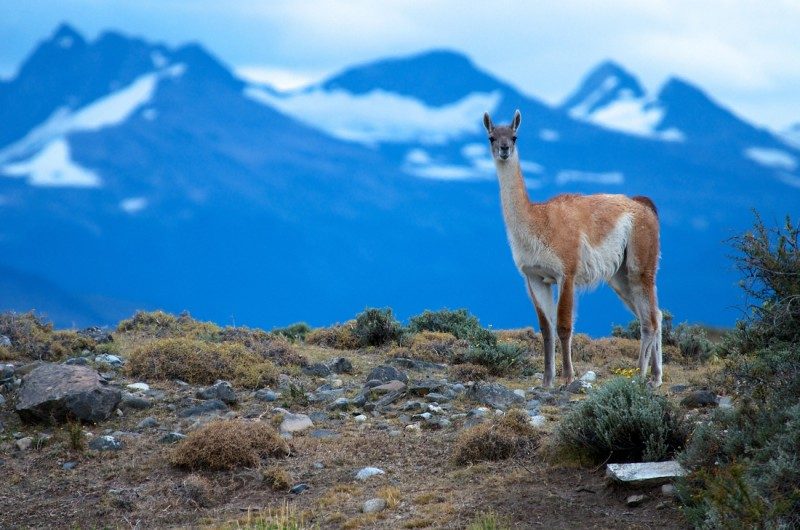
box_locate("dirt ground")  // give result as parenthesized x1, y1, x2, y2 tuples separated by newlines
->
(0, 333, 706, 529)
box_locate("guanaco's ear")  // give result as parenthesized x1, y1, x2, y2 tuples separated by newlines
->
(483, 112, 494, 133)
(511, 109, 521, 132)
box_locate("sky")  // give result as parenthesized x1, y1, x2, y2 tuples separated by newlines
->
(2, 0, 799, 131)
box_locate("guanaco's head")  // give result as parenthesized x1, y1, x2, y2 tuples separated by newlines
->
(483, 110, 521, 162)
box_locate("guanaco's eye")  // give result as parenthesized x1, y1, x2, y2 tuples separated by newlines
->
(489, 136, 496, 143)
(512, 136, 518, 142)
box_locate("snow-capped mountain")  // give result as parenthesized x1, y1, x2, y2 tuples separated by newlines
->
(1, 24, 798, 333)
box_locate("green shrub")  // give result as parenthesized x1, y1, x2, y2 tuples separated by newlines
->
(611, 310, 675, 345)
(408, 308, 496, 349)
(673, 323, 714, 362)
(271, 322, 311, 343)
(464, 342, 527, 376)
(678, 214, 800, 528)
(555, 377, 687, 464)
(352, 307, 401, 347)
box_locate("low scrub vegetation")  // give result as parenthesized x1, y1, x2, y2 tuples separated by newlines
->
(453, 409, 540, 465)
(126, 337, 278, 388)
(678, 214, 800, 528)
(271, 322, 311, 343)
(171, 420, 289, 471)
(352, 307, 402, 347)
(555, 377, 687, 464)
(306, 321, 359, 350)
(0, 311, 97, 361)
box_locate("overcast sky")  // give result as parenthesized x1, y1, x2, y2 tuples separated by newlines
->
(2, 0, 798, 130)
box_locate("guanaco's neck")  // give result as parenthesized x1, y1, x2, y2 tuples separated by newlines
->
(495, 152, 532, 225)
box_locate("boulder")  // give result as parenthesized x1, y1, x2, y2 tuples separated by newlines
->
(680, 390, 718, 409)
(366, 365, 408, 384)
(326, 357, 353, 374)
(606, 461, 687, 486)
(466, 382, 525, 410)
(15, 364, 121, 423)
(196, 380, 237, 405)
(279, 412, 314, 433)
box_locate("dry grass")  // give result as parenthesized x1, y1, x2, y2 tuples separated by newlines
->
(306, 322, 359, 350)
(181, 474, 214, 507)
(216, 328, 308, 366)
(453, 409, 541, 465)
(262, 465, 292, 492)
(126, 337, 279, 388)
(449, 363, 490, 382)
(406, 332, 467, 363)
(171, 420, 289, 471)
(0, 311, 96, 361)
(495, 328, 543, 353)
(378, 486, 402, 509)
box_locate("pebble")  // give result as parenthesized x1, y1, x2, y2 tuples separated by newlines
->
(136, 417, 159, 430)
(89, 435, 123, 451)
(513, 389, 526, 398)
(126, 382, 150, 392)
(362, 498, 387, 513)
(626, 494, 647, 507)
(327, 397, 350, 411)
(661, 484, 676, 497)
(279, 412, 314, 433)
(0, 394, 5, 406)
(0, 335, 10, 347)
(63, 461, 77, 470)
(566, 379, 592, 394)
(355, 467, 385, 480)
(580, 371, 597, 383)
(15, 437, 33, 451)
(254, 389, 279, 402)
(159, 432, 187, 444)
(94, 354, 124, 367)
(354, 414, 367, 423)
(196, 380, 237, 405)
(529, 414, 547, 427)
(290, 483, 311, 494)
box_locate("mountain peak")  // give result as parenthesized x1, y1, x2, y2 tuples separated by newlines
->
(561, 60, 645, 115)
(320, 48, 511, 106)
(49, 22, 86, 49)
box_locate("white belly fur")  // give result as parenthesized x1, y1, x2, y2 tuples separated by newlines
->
(575, 213, 632, 286)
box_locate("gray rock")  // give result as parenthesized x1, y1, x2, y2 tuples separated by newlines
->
(371, 380, 406, 394)
(402, 401, 427, 413)
(389, 357, 446, 371)
(0, 335, 11, 347)
(308, 411, 330, 423)
(362, 498, 387, 513)
(626, 494, 647, 507)
(136, 417, 159, 430)
(15, 436, 33, 451)
(63, 461, 77, 470)
(351, 394, 367, 407)
(423, 417, 451, 430)
(94, 354, 124, 367)
(566, 379, 592, 394)
(159, 432, 187, 444)
(0, 394, 5, 406)
(529, 414, 547, 427)
(290, 483, 310, 494)
(196, 380, 237, 405)
(372, 390, 404, 410)
(580, 371, 597, 383)
(366, 365, 408, 384)
(126, 382, 150, 392)
(327, 397, 351, 411)
(407, 379, 447, 396)
(354, 414, 367, 422)
(681, 390, 719, 409)
(425, 392, 450, 403)
(15, 364, 121, 423)
(279, 412, 314, 433)
(120, 393, 153, 410)
(303, 363, 332, 377)
(311, 388, 345, 403)
(718, 396, 733, 409)
(178, 399, 229, 417)
(78, 326, 113, 344)
(309, 429, 339, 439)
(254, 389, 279, 402)
(89, 435, 123, 451)
(466, 382, 525, 410)
(661, 484, 676, 497)
(606, 461, 687, 486)
(450, 383, 466, 394)
(355, 467, 385, 480)
(326, 357, 353, 374)
(64, 357, 90, 366)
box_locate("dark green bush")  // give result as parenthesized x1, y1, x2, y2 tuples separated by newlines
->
(464, 342, 527, 376)
(555, 377, 687, 464)
(673, 323, 715, 362)
(408, 308, 496, 349)
(271, 322, 311, 342)
(353, 307, 401, 347)
(678, 214, 800, 528)
(611, 310, 675, 345)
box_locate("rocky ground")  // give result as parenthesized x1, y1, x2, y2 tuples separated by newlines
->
(0, 314, 723, 529)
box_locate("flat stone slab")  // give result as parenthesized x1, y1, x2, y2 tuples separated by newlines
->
(606, 461, 687, 486)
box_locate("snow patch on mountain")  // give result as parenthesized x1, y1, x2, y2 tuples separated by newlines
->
(2, 139, 100, 187)
(556, 170, 624, 185)
(572, 95, 683, 141)
(744, 147, 797, 171)
(245, 86, 501, 145)
(120, 197, 148, 213)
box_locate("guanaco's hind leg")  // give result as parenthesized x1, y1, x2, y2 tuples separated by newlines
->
(556, 277, 576, 385)
(527, 278, 556, 388)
